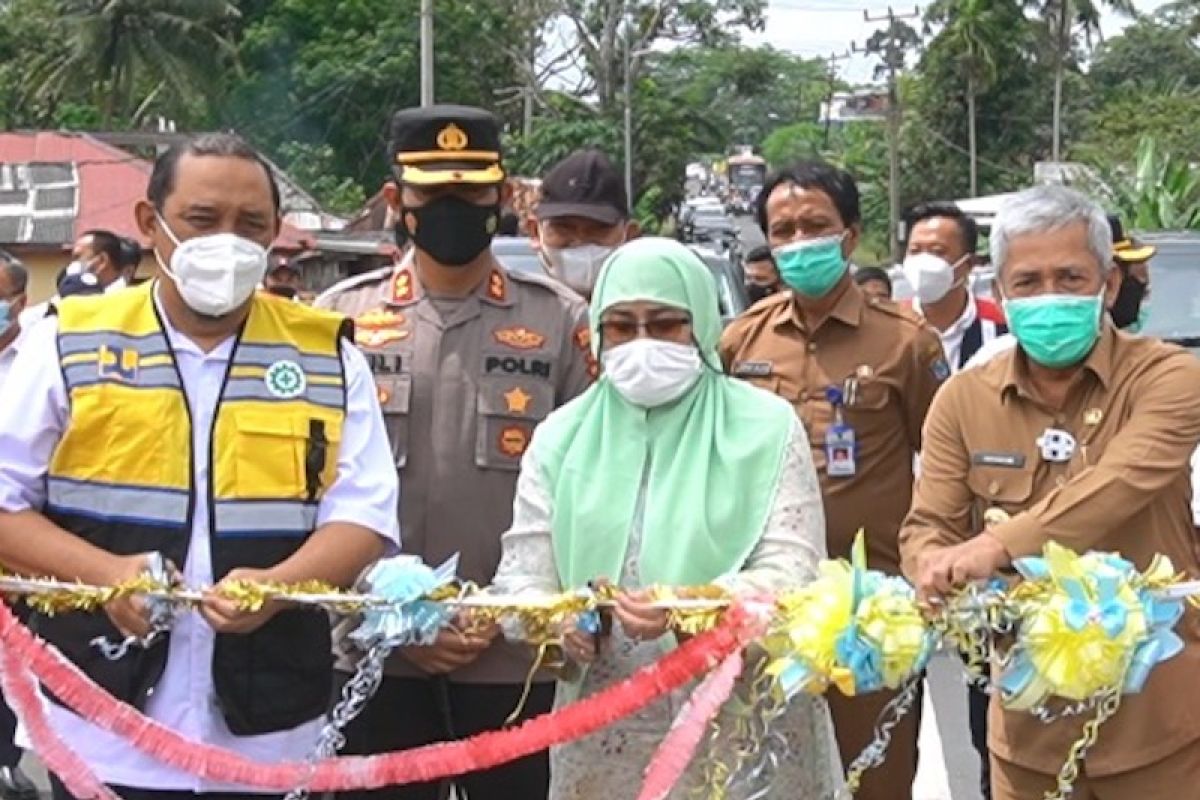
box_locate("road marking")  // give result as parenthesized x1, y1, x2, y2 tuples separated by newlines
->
(914, 680, 953, 800)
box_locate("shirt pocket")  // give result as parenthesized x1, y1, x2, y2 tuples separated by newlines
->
(966, 463, 1037, 520)
(475, 378, 554, 471)
(377, 374, 412, 469)
(231, 410, 343, 500)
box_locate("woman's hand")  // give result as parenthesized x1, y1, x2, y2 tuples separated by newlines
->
(614, 589, 670, 642)
(562, 627, 599, 664)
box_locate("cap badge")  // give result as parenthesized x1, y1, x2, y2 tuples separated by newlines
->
(436, 123, 469, 151)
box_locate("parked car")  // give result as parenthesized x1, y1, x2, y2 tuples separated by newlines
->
(1137, 231, 1200, 354)
(491, 236, 547, 277)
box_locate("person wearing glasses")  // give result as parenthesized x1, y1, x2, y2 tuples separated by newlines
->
(492, 237, 839, 799)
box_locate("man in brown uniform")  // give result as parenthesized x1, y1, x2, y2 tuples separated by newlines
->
(316, 105, 592, 800)
(719, 161, 947, 800)
(901, 185, 1200, 800)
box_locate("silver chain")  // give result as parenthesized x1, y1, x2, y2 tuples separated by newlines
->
(284, 642, 393, 800)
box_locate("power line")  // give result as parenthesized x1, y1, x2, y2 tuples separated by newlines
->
(853, 5, 921, 262)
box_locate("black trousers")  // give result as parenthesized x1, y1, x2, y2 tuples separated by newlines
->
(0, 688, 18, 768)
(969, 683, 992, 799)
(51, 777, 280, 800)
(336, 675, 555, 800)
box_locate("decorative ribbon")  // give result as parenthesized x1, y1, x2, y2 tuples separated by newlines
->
(0, 597, 759, 792)
(763, 532, 935, 700)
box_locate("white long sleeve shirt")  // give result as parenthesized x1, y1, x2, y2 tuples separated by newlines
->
(0, 295, 400, 792)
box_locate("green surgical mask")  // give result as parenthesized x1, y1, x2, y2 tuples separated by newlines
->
(1003, 290, 1104, 368)
(774, 233, 848, 298)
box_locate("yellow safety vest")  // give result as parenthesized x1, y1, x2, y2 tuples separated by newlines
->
(41, 282, 350, 735)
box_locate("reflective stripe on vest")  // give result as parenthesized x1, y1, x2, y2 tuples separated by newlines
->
(49, 284, 347, 538)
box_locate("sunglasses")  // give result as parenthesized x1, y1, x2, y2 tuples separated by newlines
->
(598, 314, 692, 346)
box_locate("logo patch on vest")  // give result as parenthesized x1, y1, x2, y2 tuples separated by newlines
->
(265, 360, 306, 399)
(98, 345, 139, 382)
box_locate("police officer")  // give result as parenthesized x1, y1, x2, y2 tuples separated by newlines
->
(719, 161, 947, 800)
(528, 149, 639, 301)
(902, 186, 1200, 800)
(317, 105, 593, 800)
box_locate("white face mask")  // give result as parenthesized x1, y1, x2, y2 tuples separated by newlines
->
(601, 338, 704, 408)
(902, 252, 967, 305)
(542, 243, 615, 295)
(154, 215, 269, 317)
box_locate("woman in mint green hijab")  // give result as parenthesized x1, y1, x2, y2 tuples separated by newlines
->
(493, 238, 839, 799)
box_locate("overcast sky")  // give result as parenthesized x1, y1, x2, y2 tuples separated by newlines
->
(749, 0, 1172, 83)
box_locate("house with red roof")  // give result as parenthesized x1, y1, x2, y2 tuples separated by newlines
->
(0, 131, 318, 302)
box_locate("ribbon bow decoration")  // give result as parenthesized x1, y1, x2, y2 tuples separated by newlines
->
(349, 555, 458, 650)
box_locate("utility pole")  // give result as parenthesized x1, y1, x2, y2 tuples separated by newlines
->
(855, 6, 919, 263)
(822, 51, 851, 148)
(420, 0, 434, 107)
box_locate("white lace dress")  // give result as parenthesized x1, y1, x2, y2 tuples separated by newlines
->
(492, 419, 843, 799)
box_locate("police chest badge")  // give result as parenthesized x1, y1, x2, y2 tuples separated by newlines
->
(265, 360, 306, 399)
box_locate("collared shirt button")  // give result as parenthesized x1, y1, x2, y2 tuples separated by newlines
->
(807, 342, 818, 352)
(800, 390, 809, 401)
(987, 480, 1000, 495)
(1056, 476, 1066, 488)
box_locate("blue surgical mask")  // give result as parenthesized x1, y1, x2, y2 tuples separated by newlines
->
(773, 233, 848, 298)
(0, 300, 11, 329)
(1003, 290, 1104, 368)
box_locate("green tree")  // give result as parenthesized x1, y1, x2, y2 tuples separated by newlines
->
(29, 0, 240, 127)
(651, 45, 828, 147)
(901, 0, 1050, 204)
(927, 0, 1007, 197)
(761, 122, 825, 168)
(558, 0, 766, 113)
(1026, 0, 1135, 162)
(1076, 90, 1200, 166)
(1087, 17, 1200, 98)
(1091, 136, 1200, 230)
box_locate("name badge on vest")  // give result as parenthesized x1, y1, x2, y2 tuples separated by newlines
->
(1036, 428, 1076, 463)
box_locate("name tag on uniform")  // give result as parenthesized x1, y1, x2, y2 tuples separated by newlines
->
(733, 360, 773, 378)
(971, 451, 1026, 469)
(825, 424, 857, 478)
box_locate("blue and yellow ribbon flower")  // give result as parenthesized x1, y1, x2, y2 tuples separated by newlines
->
(999, 543, 1184, 711)
(764, 532, 934, 700)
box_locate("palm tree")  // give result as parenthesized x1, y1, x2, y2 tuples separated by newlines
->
(927, 0, 1006, 197)
(1028, 0, 1133, 163)
(30, 0, 239, 126)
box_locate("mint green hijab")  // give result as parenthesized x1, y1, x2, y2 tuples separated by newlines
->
(532, 237, 796, 589)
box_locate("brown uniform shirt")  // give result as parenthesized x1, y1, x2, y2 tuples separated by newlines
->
(900, 326, 1200, 775)
(719, 281, 947, 573)
(317, 256, 593, 683)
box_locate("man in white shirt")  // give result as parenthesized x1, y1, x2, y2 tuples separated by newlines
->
(0, 254, 36, 800)
(0, 133, 400, 800)
(902, 202, 1007, 371)
(0, 254, 29, 391)
(17, 229, 133, 329)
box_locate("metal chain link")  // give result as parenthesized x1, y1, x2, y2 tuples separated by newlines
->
(284, 642, 393, 800)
